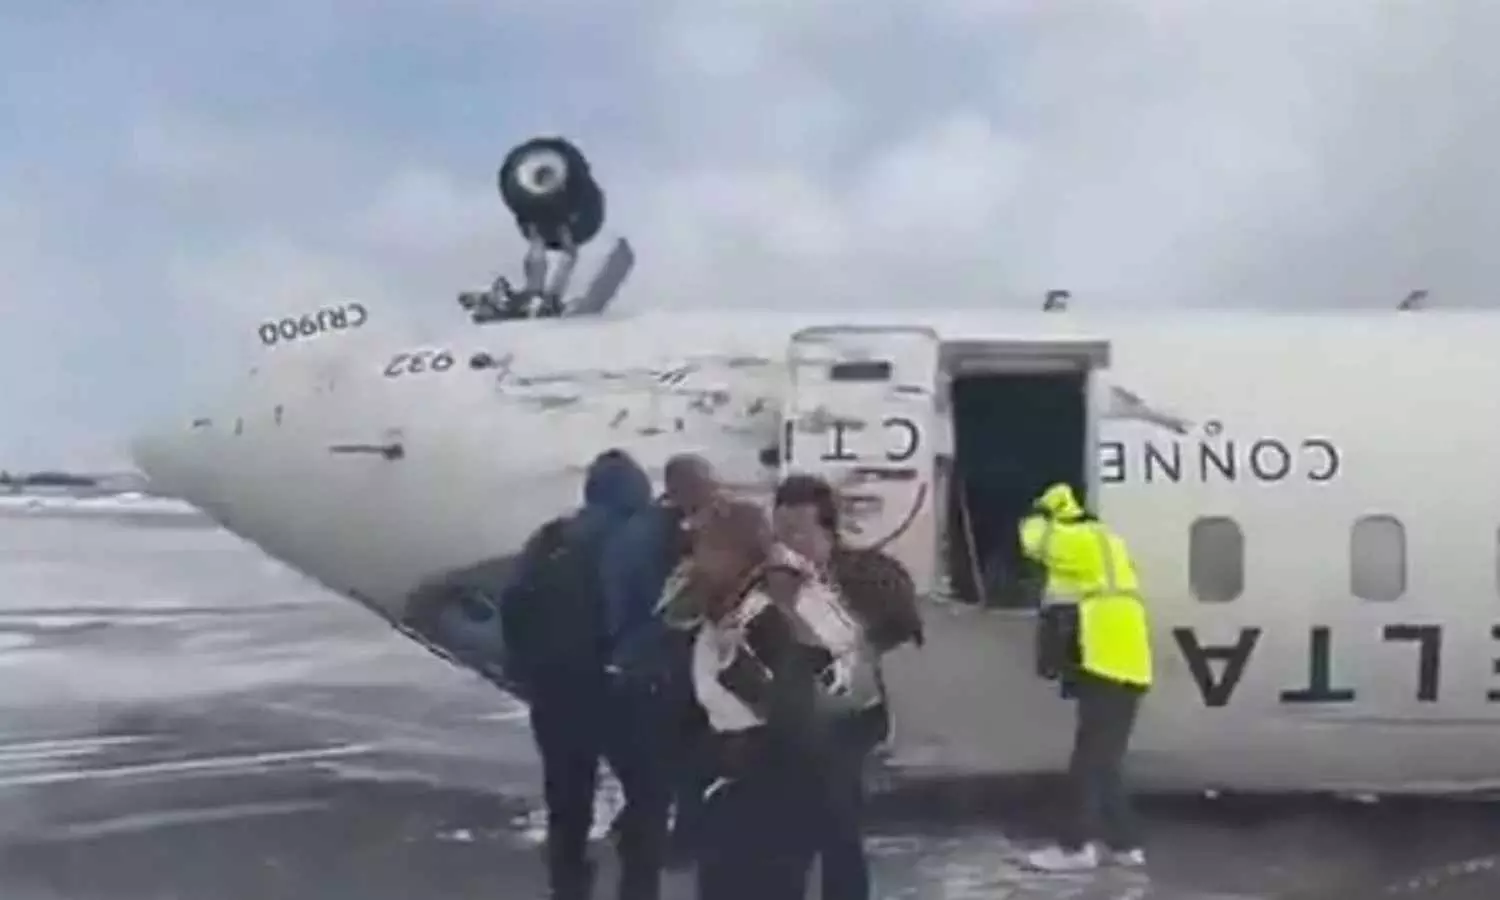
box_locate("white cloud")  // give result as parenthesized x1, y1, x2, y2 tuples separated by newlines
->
(607, 0, 1500, 307)
(3, 0, 1500, 465)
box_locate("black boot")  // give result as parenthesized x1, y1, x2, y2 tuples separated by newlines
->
(548, 855, 596, 900)
(617, 863, 662, 900)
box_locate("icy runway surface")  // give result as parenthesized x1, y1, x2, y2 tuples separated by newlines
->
(1, 509, 1498, 900)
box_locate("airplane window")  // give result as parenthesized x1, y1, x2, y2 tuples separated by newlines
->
(1350, 515, 1407, 602)
(1189, 517, 1244, 603)
(829, 360, 893, 382)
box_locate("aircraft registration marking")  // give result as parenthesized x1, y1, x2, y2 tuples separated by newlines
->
(382, 350, 456, 378)
(258, 302, 368, 347)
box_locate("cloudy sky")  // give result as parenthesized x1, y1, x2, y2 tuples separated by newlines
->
(1, 1, 1496, 469)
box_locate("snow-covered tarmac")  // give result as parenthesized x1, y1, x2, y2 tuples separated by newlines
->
(1, 511, 1497, 900)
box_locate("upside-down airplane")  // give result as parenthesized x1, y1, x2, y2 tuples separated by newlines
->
(132, 136, 1500, 796)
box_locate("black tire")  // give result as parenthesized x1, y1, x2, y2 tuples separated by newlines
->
(496, 136, 606, 249)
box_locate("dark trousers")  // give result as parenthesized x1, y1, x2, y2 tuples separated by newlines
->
(665, 640, 710, 860)
(696, 737, 818, 900)
(816, 703, 888, 900)
(668, 740, 710, 857)
(530, 674, 672, 900)
(1060, 672, 1144, 852)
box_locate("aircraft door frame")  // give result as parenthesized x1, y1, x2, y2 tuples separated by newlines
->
(780, 324, 944, 594)
(940, 338, 1111, 519)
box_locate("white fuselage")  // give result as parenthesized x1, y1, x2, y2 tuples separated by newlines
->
(132, 307, 1500, 795)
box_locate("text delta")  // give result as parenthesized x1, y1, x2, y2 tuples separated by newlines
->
(1173, 623, 1500, 708)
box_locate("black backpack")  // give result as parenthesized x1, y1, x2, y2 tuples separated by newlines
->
(500, 515, 611, 683)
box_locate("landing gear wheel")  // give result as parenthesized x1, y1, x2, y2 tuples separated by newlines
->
(496, 136, 605, 250)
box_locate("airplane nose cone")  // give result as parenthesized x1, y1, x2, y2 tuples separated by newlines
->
(130, 423, 199, 502)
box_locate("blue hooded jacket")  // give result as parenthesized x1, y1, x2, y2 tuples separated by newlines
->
(497, 450, 651, 648)
(566, 450, 653, 546)
(566, 452, 666, 665)
(597, 480, 681, 679)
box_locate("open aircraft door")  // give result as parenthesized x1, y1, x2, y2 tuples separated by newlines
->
(781, 325, 945, 595)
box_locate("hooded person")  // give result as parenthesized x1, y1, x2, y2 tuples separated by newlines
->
(1023, 481, 1090, 682)
(575, 448, 656, 544)
(602, 453, 718, 683)
(591, 453, 720, 870)
(1015, 482, 1154, 873)
(500, 450, 652, 691)
(598, 453, 722, 865)
(500, 449, 670, 900)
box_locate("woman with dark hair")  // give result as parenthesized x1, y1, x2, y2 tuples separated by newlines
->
(773, 476, 924, 651)
(770, 473, 888, 900)
(688, 500, 828, 900)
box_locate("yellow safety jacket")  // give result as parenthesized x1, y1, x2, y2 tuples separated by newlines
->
(1019, 487, 1153, 689)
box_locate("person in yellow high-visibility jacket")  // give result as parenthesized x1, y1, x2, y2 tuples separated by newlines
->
(1016, 482, 1153, 873)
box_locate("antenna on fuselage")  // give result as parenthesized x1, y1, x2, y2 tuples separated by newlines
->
(1397, 289, 1428, 311)
(456, 136, 636, 325)
(1043, 289, 1070, 311)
